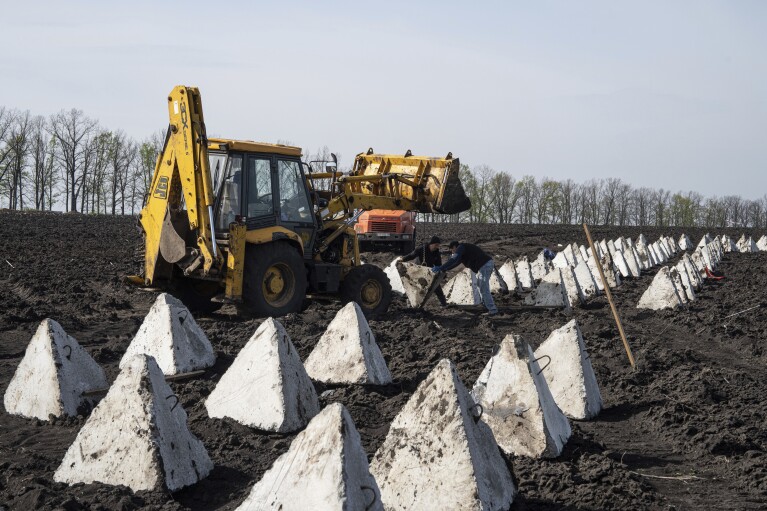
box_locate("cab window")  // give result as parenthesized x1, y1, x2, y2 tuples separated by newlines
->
(214, 154, 243, 231)
(277, 159, 311, 223)
(246, 157, 274, 217)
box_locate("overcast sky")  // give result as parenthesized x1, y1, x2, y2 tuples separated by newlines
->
(2, 1, 765, 199)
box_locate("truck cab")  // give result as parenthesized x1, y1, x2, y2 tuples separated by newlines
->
(355, 209, 417, 254)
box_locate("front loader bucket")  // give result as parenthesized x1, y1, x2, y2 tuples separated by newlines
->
(351, 152, 471, 215)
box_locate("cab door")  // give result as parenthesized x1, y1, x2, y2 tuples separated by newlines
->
(275, 158, 316, 255)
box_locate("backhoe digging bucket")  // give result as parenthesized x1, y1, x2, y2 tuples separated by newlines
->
(159, 208, 189, 264)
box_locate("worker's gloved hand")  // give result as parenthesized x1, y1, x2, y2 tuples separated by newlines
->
(431, 266, 442, 274)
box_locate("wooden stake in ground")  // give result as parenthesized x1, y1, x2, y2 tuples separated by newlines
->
(583, 224, 636, 367)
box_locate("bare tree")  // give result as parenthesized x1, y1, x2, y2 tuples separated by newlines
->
(5, 110, 33, 209)
(48, 109, 99, 212)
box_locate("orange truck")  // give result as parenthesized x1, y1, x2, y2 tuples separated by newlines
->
(354, 209, 417, 254)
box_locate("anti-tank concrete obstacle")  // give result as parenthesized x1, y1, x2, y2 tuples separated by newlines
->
(234, 403, 382, 511)
(524, 269, 572, 310)
(471, 335, 571, 458)
(533, 320, 602, 420)
(384, 259, 406, 295)
(370, 359, 515, 510)
(4, 319, 107, 420)
(515, 256, 535, 290)
(757, 235, 767, 251)
(396, 261, 439, 307)
(120, 293, 215, 375)
(54, 354, 212, 492)
(304, 302, 392, 385)
(205, 318, 320, 432)
(444, 268, 481, 305)
(637, 267, 685, 310)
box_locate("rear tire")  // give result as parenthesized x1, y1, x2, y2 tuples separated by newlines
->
(243, 242, 307, 317)
(172, 278, 223, 314)
(340, 264, 392, 319)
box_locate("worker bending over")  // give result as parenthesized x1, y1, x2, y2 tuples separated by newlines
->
(432, 241, 498, 316)
(401, 236, 447, 306)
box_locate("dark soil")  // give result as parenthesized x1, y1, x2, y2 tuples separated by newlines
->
(1, 212, 765, 510)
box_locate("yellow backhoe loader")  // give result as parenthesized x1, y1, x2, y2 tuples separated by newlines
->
(130, 85, 471, 317)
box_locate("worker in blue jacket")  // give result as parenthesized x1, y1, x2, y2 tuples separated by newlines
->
(432, 241, 498, 316)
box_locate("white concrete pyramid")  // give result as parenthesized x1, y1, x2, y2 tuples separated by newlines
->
(722, 235, 738, 253)
(304, 302, 392, 385)
(655, 240, 670, 261)
(384, 259, 406, 295)
(490, 265, 509, 294)
(599, 239, 610, 260)
(563, 244, 579, 266)
(472, 335, 571, 458)
(445, 268, 481, 305)
(205, 318, 320, 432)
(634, 239, 651, 268)
(573, 260, 599, 299)
(646, 243, 659, 266)
(736, 235, 757, 253)
(370, 359, 515, 511)
(552, 250, 570, 269)
(498, 259, 520, 293)
(659, 237, 674, 257)
(54, 354, 212, 492)
(578, 244, 589, 262)
(534, 320, 602, 420)
(622, 248, 641, 277)
(690, 249, 706, 274)
(682, 253, 703, 289)
(637, 267, 684, 310)
(678, 234, 692, 251)
(120, 293, 215, 375)
(235, 403, 382, 511)
(612, 249, 632, 278)
(585, 256, 605, 292)
(396, 261, 438, 308)
(669, 266, 690, 304)
(530, 250, 552, 281)
(697, 234, 712, 249)
(515, 256, 535, 290)
(525, 269, 572, 310)
(560, 265, 584, 306)
(674, 261, 696, 302)
(757, 235, 767, 251)
(4, 319, 107, 420)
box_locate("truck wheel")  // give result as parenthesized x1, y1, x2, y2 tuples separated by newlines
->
(173, 278, 223, 314)
(243, 242, 307, 317)
(340, 264, 392, 319)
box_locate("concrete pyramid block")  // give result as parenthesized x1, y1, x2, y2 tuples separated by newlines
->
(371, 359, 515, 510)
(682, 253, 703, 289)
(304, 302, 392, 385)
(384, 259, 406, 295)
(736, 235, 757, 253)
(659, 237, 674, 256)
(525, 269, 572, 310)
(690, 249, 706, 274)
(515, 256, 535, 290)
(120, 293, 215, 376)
(674, 261, 696, 302)
(54, 354, 212, 492)
(573, 260, 599, 300)
(396, 261, 438, 308)
(697, 234, 712, 249)
(498, 259, 521, 292)
(585, 256, 605, 292)
(472, 335, 571, 458)
(578, 244, 589, 262)
(599, 239, 610, 259)
(646, 243, 659, 267)
(668, 236, 681, 253)
(206, 318, 320, 432)
(587, 253, 621, 290)
(4, 319, 107, 420)
(635, 239, 651, 268)
(490, 266, 509, 294)
(700, 244, 714, 270)
(563, 244, 579, 266)
(622, 248, 641, 277)
(531, 250, 552, 281)
(235, 403, 382, 511)
(560, 265, 585, 306)
(552, 250, 571, 269)
(656, 240, 670, 261)
(678, 234, 693, 251)
(722, 235, 738, 253)
(445, 268, 481, 305)
(669, 267, 689, 304)
(757, 235, 767, 251)
(534, 320, 602, 420)
(612, 249, 632, 278)
(637, 267, 684, 310)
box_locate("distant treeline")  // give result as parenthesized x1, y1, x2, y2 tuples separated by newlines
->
(2, 106, 765, 228)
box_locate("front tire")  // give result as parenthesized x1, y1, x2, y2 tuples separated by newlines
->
(340, 264, 392, 319)
(243, 242, 307, 317)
